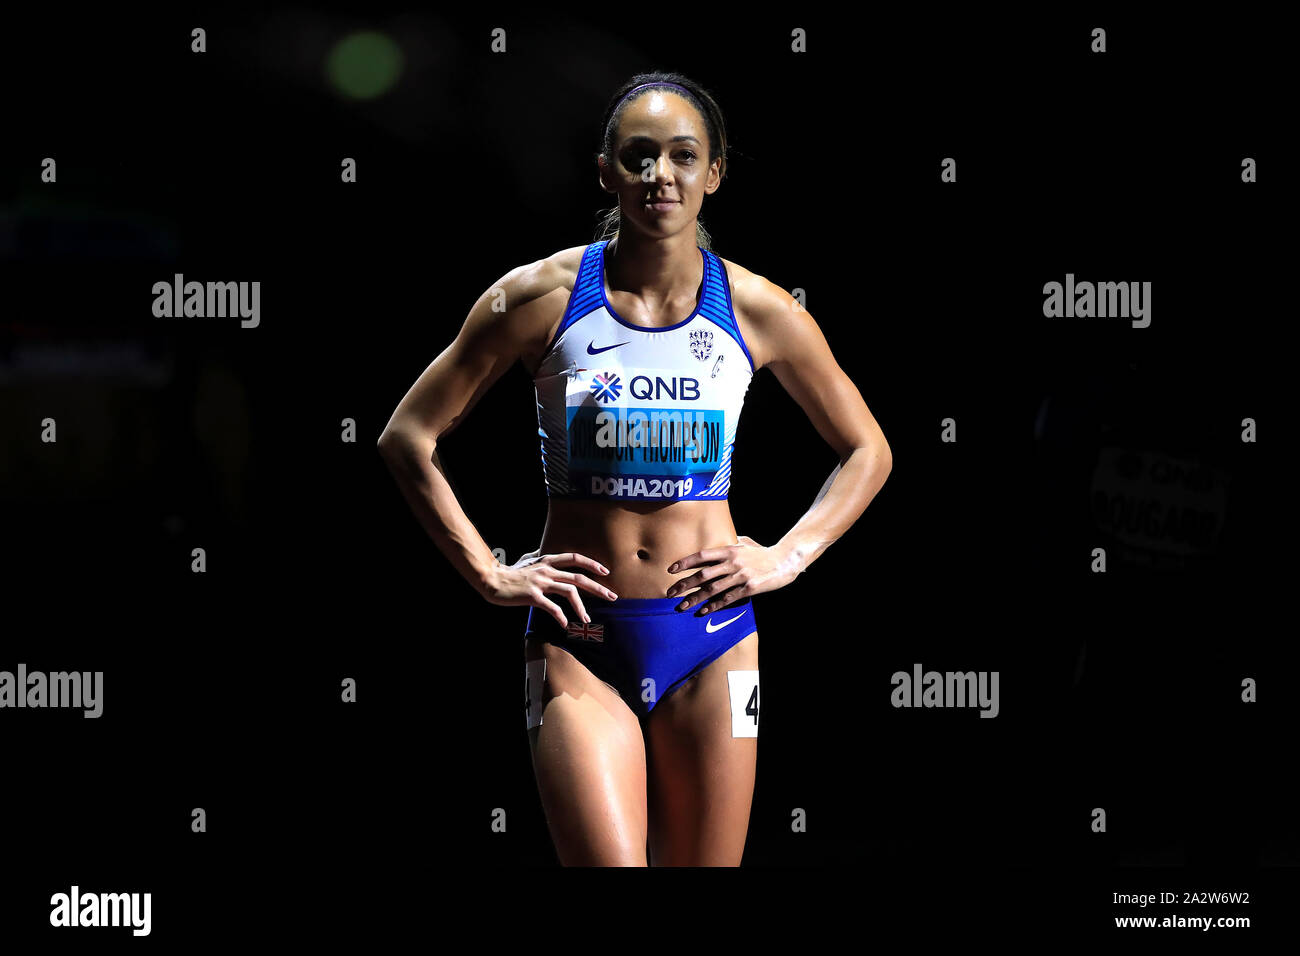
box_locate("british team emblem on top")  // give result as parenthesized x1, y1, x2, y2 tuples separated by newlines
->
(689, 328, 713, 361)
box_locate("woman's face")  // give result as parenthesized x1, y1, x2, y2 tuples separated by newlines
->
(600, 91, 720, 236)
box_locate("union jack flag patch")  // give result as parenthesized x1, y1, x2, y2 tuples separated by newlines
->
(565, 620, 605, 642)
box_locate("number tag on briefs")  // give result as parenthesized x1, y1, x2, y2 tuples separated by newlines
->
(525, 658, 546, 730)
(727, 669, 760, 738)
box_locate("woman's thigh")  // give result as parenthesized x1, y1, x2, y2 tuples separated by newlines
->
(525, 636, 649, 865)
(644, 630, 760, 866)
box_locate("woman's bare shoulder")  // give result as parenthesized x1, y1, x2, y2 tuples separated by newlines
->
(504, 244, 593, 374)
(493, 244, 589, 304)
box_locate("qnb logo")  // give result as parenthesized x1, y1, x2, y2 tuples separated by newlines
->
(590, 372, 622, 403)
(50, 885, 151, 936)
(630, 375, 700, 401)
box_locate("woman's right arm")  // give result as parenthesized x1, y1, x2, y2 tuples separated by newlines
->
(376, 258, 615, 627)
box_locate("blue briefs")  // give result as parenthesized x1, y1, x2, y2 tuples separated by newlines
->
(525, 595, 757, 719)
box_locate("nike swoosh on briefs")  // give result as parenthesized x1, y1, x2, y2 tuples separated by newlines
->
(705, 609, 749, 633)
(587, 340, 630, 354)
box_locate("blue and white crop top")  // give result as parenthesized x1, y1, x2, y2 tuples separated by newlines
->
(534, 240, 755, 501)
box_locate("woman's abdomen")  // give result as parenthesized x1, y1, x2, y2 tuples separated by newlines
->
(538, 498, 738, 599)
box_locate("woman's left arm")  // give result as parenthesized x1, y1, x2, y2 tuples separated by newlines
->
(668, 274, 893, 614)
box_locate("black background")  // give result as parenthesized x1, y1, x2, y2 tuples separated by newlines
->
(1, 4, 1293, 944)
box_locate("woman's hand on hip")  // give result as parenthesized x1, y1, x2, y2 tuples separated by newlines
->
(480, 550, 617, 628)
(665, 534, 803, 615)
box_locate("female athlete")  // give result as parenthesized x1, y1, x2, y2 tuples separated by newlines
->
(378, 72, 892, 865)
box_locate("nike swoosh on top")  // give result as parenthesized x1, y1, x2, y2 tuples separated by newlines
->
(705, 609, 749, 633)
(587, 340, 630, 354)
